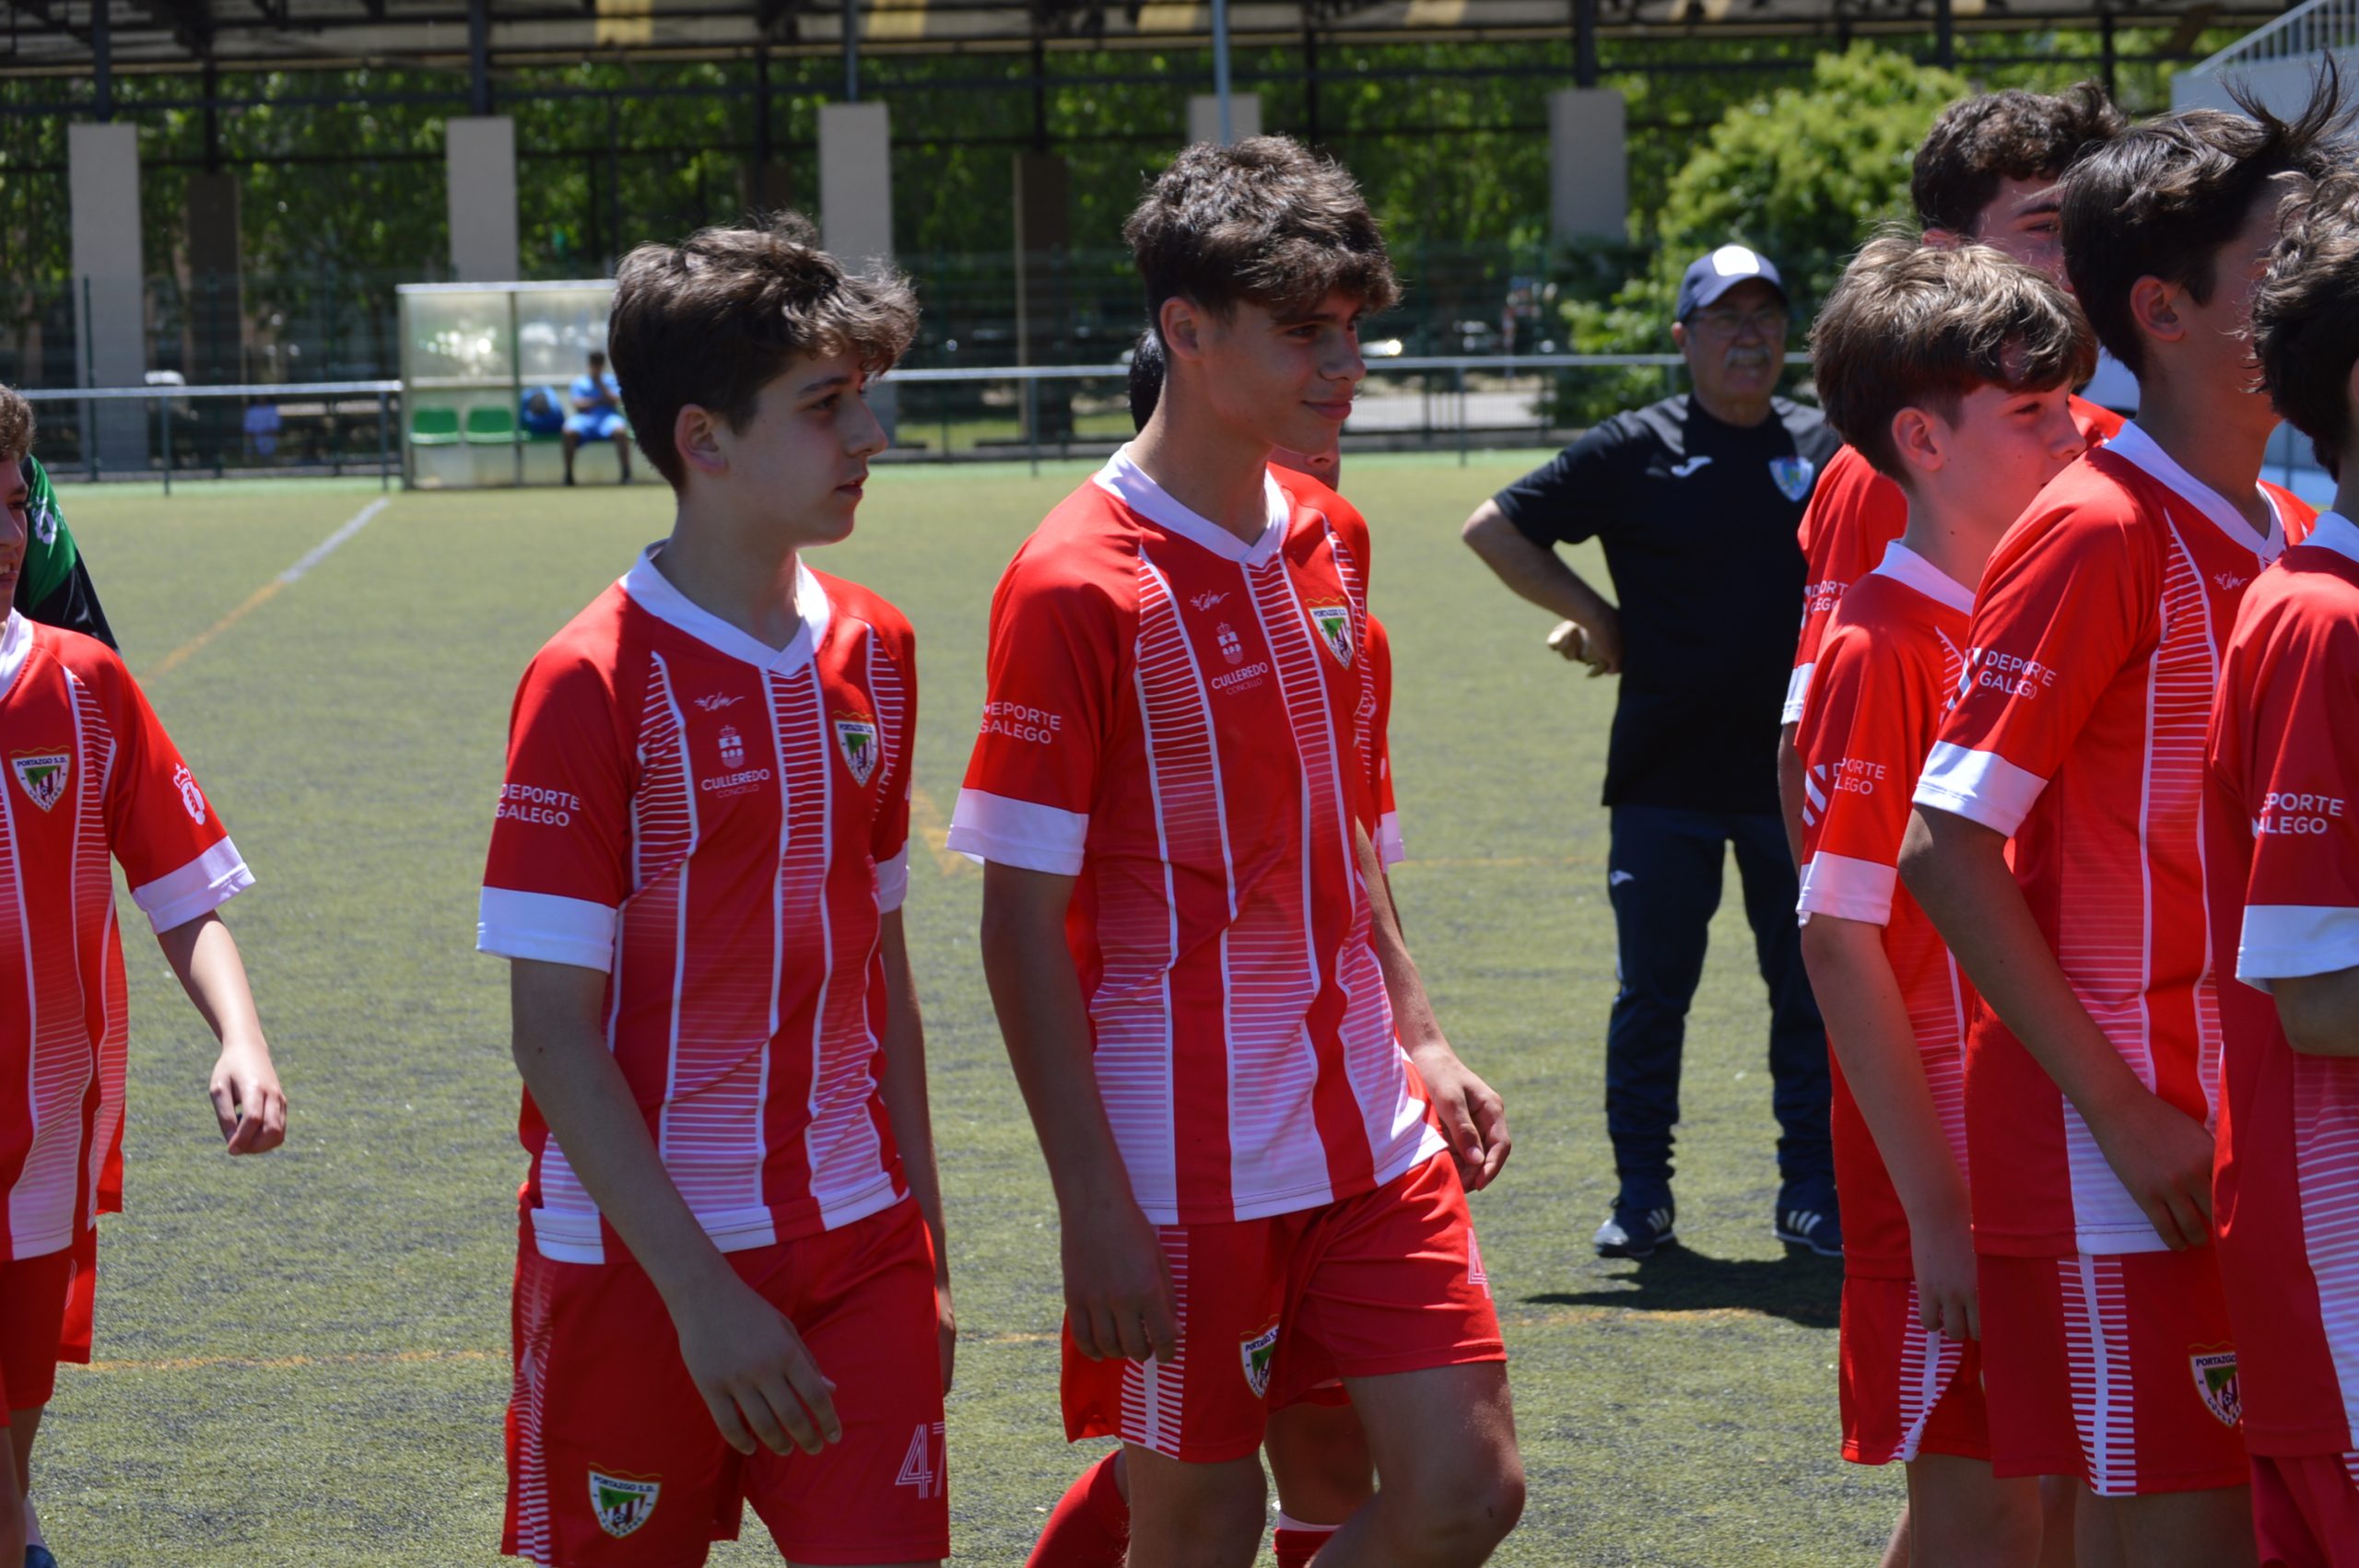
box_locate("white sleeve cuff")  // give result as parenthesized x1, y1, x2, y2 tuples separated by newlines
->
(478, 887, 617, 972)
(1378, 811, 1406, 867)
(1913, 742, 2048, 838)
(1782, 662, 1813, 728)
(2236, 905, 2359, 993)
(1796, 851, 1897, 926)
(132, 838, 254, 932)
(875, 844, 910, 913)
(945, 788, 1088, 876)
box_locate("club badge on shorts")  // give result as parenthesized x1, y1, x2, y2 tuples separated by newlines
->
(1768, 455, 1815, 503)
(835, 711, 881, 787)
(589, 1469, 661, 1539)
(1240, 1323, 1280, 1399)
(1307, 602, 1354, 667)
(2189, 1348, 2241, 1428)
(10, 750, 68, 813)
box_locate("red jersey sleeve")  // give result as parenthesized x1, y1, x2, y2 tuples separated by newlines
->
(1366, 615, 1403, 866)
(1786, 447, 1907, 726)
(1795, 619, 1925, 926)
(477, 648, 633, 972)
(870, 617, 918, 915)
(1913, 497, 2154, 838)
(91, 654, 251, 932)
(2223, 586, 2359, 989)
(946, 543, 1125, 876)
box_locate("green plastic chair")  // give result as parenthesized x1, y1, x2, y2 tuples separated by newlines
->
(408, 404, 463, 447)
(463, 404, 518, 445)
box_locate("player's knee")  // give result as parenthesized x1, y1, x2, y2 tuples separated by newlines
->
(1388, 1445, 1524, 1562)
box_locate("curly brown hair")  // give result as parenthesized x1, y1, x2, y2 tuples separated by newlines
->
(1124, 136, 1400, 335)
(607, 211, 918, 489)
(2257, 171, 2359, 477)
(1812, 235, 2097, 482)
(0, 385, 32, 466)
(1912, 84, 2124, 236)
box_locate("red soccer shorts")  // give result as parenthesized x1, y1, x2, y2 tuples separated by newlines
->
(0, 1244, 78, 1421)
(2252, 1452, 2359, 1568)
(1978, 1248, 2249, 1495)
(504, 1199, 948, 1568)
(1061, 1152, 1504, 1464)
(1838, 1276, 1989, 1465)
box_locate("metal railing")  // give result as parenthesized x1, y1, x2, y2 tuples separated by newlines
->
(2183, 0, 2359, 77)
(21, 380, 404, 492)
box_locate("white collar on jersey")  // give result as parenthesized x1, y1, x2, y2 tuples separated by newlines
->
(2102, 420, 2285, 557)
(2305, 510, 2359, 568)
(1093, 443, 1289, 566)
(618, 547, 832, 674)
(1871, 540, 1977, 614)
(0, 611, 29, 704)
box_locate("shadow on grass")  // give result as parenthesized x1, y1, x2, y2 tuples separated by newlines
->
(1526, 1245, 1842, 1329)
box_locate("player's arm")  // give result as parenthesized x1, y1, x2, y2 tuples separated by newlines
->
(1798, 914, 1977, 1338)
(154, 909, 285, 1155)
(977, 863, 1177, 1364)
(1459, 499, 1621, 674)
(509, 956, 843, 1457)
(1899, 807, 2213, 1249)
(1356, 821, 1509, 1190)
(874, 909, 956, 1390)
(2276, 968, 2359, 1056)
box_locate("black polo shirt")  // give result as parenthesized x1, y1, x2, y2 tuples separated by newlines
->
(1494, 393, 1838, 814)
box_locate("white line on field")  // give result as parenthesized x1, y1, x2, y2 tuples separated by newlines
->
(278, 495, 391, 584)
(149, 495, 394, 678)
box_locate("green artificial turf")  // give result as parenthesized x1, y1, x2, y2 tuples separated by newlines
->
(34, 456, 1896, 1565)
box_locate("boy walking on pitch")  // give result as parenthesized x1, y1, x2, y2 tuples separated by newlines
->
(0, 387, 287, 1566)
(477, 216, 953, 1568)
(2206, 170, 2359, 1567)
(951, 138, 1522, 1568)
(1801, 238, 2096, 1563)
(1903, 90, 2347, 1562)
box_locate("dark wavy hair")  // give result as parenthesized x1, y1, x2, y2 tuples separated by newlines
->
(1912, 83, 2124, 236)
(0, 385, 30, 465)
(2257, 170, 2359, 477)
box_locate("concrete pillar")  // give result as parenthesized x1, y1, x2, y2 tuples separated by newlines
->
(818, 101, 896, 437)
(1548, 88, 1627, 246)
(1187, 92, 1261, 146)
(1014, 151, 1073, 439)
(68, 122, 147, 468)
(447, 116, 520, 282)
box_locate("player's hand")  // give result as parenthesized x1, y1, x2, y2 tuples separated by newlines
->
(1909, 1210, 1980, 1342)
(672, 1271, 842, 1457)
(1408, 1040, 1512, 1190)
(1545, 614, 1621, 676)
(1061, 1197, 1178, 1365)
(936, 1278, 958, 1395)
(208, 1039, 287, 1154)
(2091, 1093, 2215, 1251)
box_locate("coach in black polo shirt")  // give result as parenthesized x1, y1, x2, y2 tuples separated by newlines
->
(1461, 244, 1837, 1263)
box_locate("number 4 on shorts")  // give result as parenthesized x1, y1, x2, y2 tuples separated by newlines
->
(895, 1422, 947, 1500)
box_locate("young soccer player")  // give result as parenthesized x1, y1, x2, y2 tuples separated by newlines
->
(951, 138, 1522, 1568)
(1901, 89, 2347, 1563)
(1778, 84, 2126, 863)
(2205, 168, 2359, 1568)
(0, 387, 286, 1568)
(1801, 238, 2096, 1565)
(476, 216, 953, 1568)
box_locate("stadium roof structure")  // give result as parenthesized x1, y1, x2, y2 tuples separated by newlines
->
(0, 0, 2294, 78)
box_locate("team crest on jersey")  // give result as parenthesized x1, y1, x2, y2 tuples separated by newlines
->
(1216, 622, 1244, 665)
(2189, 1349, 2241, 1428)
(717, 724, 746, 770)
(10, 751, 68, 813)
(1768, 455, 1816, 502)
(588, 1469, 661, 1538)
(1240, 1322, 1280, 1398)
(834, 712, 881, 786)
(170, 763, 208, 824)
(1307, 602, 1354, 667)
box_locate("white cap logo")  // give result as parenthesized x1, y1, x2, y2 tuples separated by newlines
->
(1711, 244, 1764, 278)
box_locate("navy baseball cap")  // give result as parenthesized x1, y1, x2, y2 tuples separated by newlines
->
(1675, 244, 1790, 322)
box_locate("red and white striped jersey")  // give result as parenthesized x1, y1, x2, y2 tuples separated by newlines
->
(948, 450, 1442, 1226)
(0, 611, 252, 1261)
(2206, 510, 2359, 1458)
(1794, 544, 1978, 1277)
(1912, 422, 2314, 1257)
(477, 556, 916, 1265)
(1785, 399, 2122, 726)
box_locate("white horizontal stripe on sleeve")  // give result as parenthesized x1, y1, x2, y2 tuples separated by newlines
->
(2236, 905, 2359, 993)
(1378, 811, 1406, 867)
(132, 838, 254, 932)
(1781, 662, 1813, 727)
(945, 788, 1088, 876)
(1912, 742, 2048, 838)
(1796, 851, 1898, 927)
(478, 887, 617, 972)
(875, 844, 911, 913)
